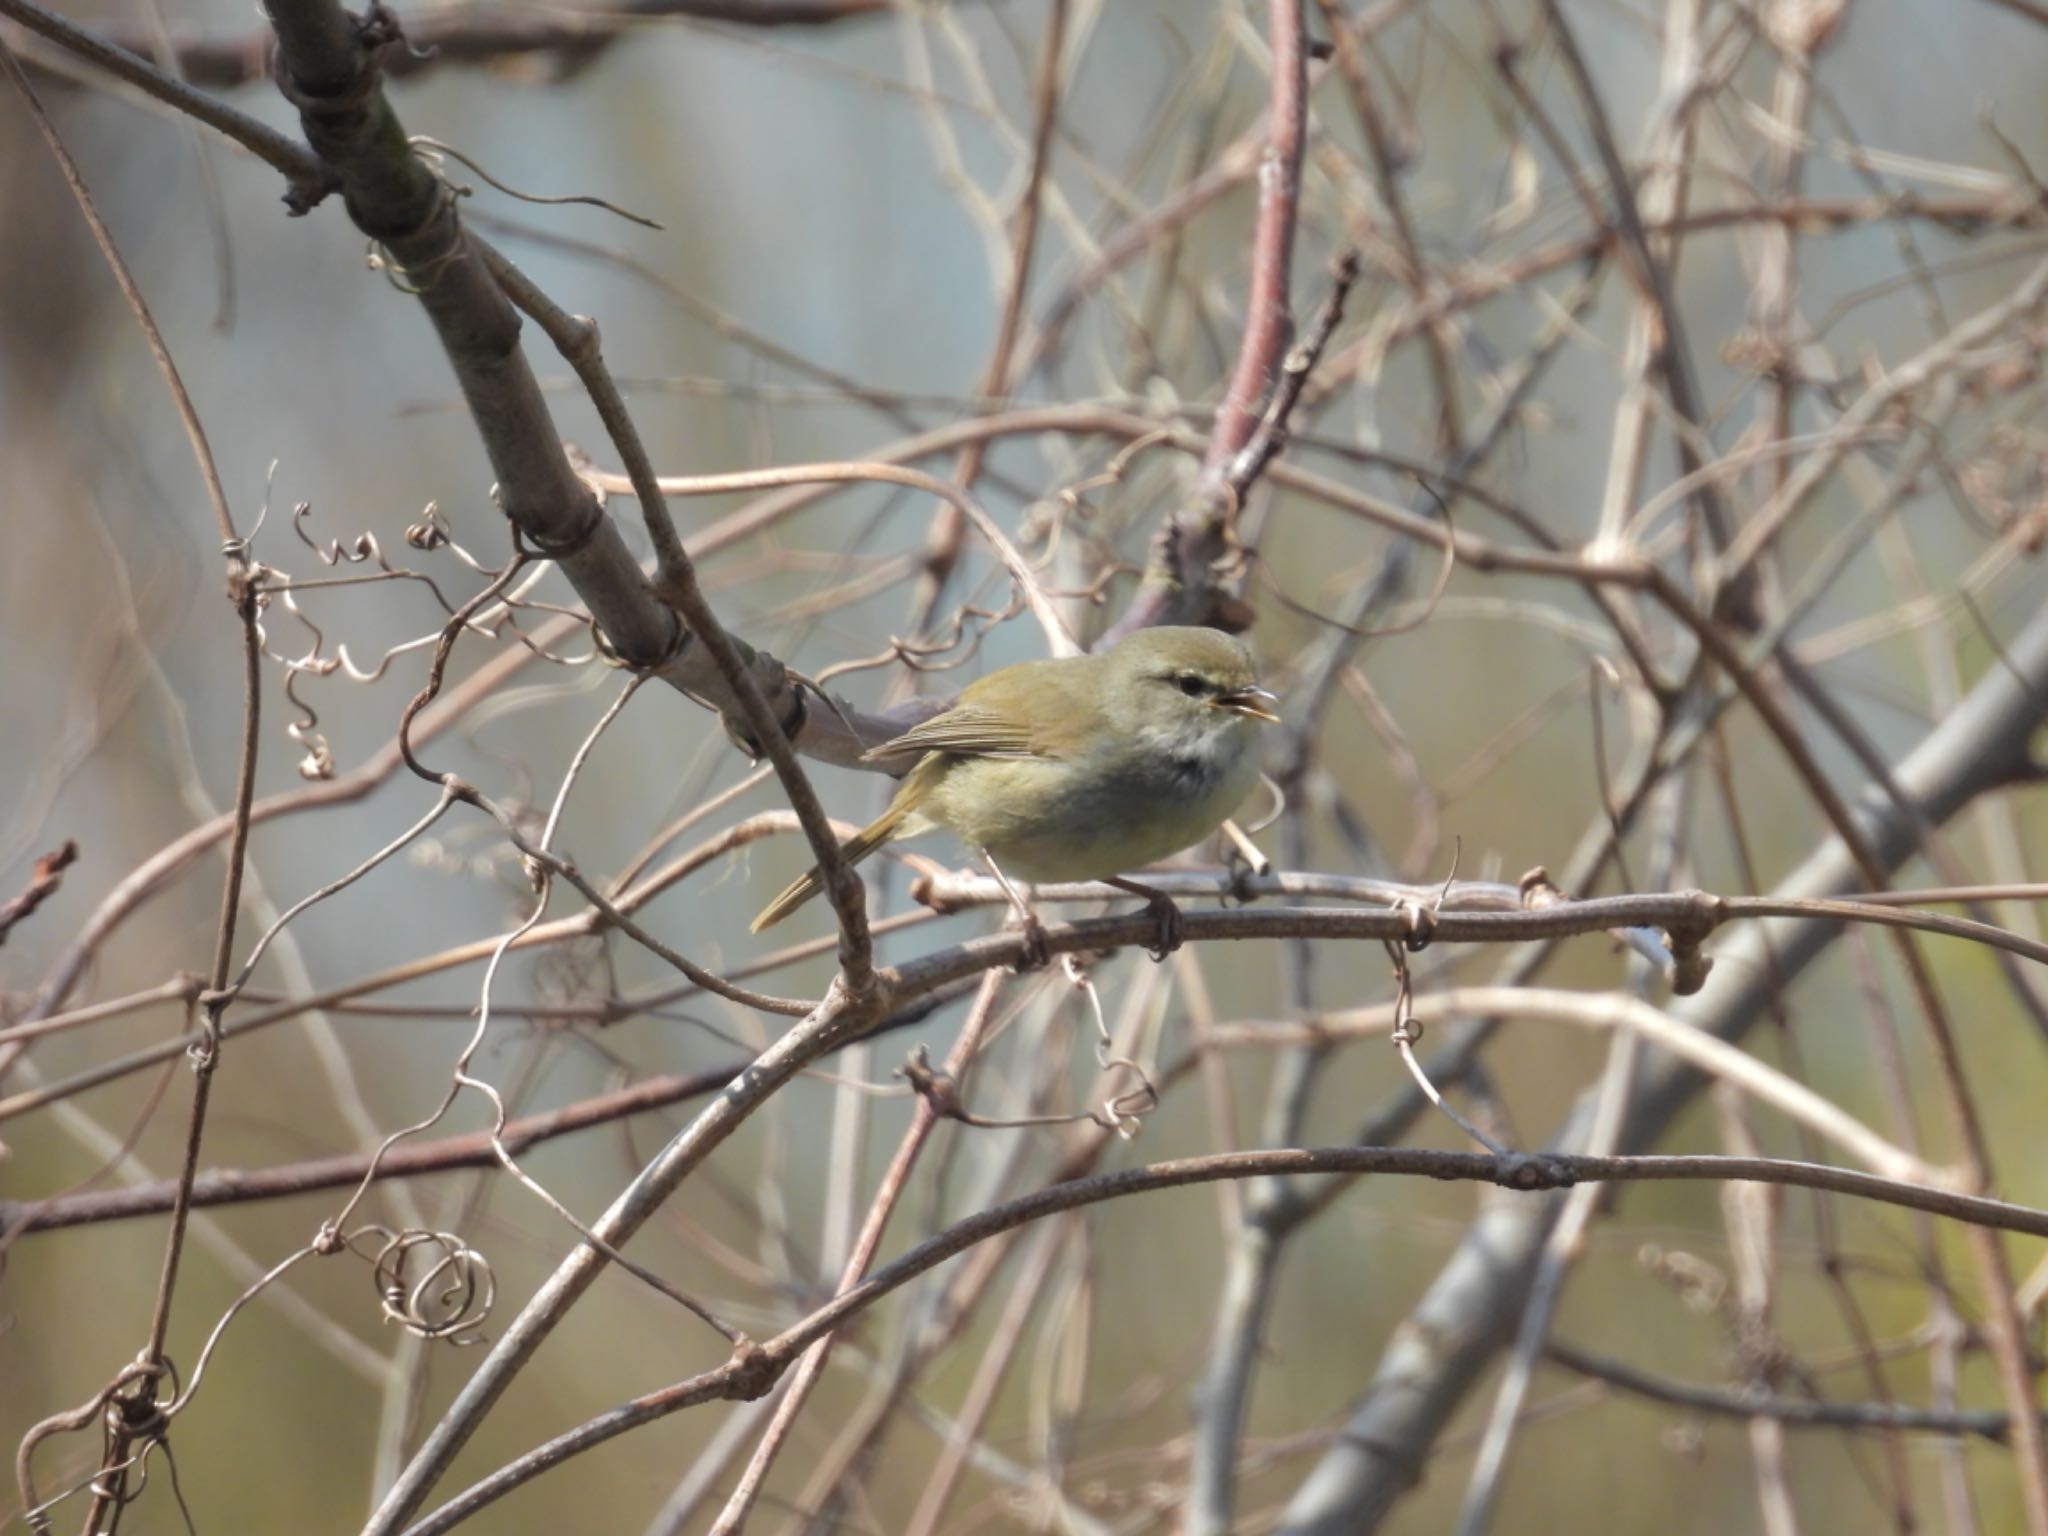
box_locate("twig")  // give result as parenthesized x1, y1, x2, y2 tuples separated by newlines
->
(1546, 1339, 2041, 1443)
(0, 841, 77, 946)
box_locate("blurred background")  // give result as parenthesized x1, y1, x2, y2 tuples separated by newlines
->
(5, 0, 2048, 1531)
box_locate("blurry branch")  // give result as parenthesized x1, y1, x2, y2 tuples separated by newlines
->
(763, 967, 1188, 1527)
(584, 456, 1077, 654)
(1193, 0, 1307, 482)
(0, 0, 332, 196)
(53, 0, 896, 91)
(1023, 127, 1262, 380)
(1313, 0, 1461, 455)
(0, 37, 239, 548)
(1515, 0, 1742, 600)
(704, 972, 1009, 1534)
(0, 46, 267, 1524)
(1201, 984, 1936, 1185)
(910, 0, 1067, 629)
(1547, 1340, 2043, 1444)
(1, 1066, 713, 1230)
(1271, 590, 2048, 1536)
(0, 608, 580, 1082)
(1717, 249, 2048, 589)
(485, 391, 1830, 647)
(360, 983, 887, 1534)
(1979, 0, 2048, 29)
(397, 1143, 2048, 1536)
(1036, 163, 2044, 405)
(0, 841, 76, 947)
(0, 974, 974, 1237)
(1101, 249, 1360, 642)
(0, 808, 872, 1122)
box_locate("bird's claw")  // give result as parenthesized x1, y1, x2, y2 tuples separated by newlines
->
(1012, 913, 1053, 972)
(1142, 892, 1186, 961)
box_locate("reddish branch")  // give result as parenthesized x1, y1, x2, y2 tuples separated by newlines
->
(1099, 0, 1313, 644)
(1201, 0, 1309, 483)
(0, 841, 76, 947)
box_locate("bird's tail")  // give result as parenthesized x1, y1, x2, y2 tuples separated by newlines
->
(750, 804, 909, 932)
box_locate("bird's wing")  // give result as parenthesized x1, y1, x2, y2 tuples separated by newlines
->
(862, 656, 1104, 765)
(861, 705, 1039, 762)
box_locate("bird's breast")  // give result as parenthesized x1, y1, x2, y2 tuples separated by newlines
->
(921, 726, 1259, 884)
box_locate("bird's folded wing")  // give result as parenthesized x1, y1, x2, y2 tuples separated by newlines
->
(861, 706, 1040, 763)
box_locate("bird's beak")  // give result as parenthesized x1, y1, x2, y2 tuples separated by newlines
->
(1215, 686, 1281, 725)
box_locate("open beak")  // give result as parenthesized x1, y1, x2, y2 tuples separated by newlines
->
(1215, 686, 1281, 725)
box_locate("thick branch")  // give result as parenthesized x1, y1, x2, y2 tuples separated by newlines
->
(265, 0, 874, 978)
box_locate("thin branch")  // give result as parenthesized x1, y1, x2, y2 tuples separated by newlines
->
(0, 841, 77, 946)
(72, 0, 899, 91)
(1547, 1340, 2040, 1443)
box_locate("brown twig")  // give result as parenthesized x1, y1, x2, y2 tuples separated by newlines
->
(0, 841, 76, 947)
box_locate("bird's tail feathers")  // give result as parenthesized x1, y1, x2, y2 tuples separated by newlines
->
(749, 805, 907, 932)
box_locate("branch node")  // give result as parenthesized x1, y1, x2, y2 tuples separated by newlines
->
(899, 1043, 967, 1122)
(720, 1337, 779, 1402)
(1494, 1152, 1575, 1193)
(1516, 865, 1562, 909)
(511, 487, 608, 564)
(0, 839, 79, 947)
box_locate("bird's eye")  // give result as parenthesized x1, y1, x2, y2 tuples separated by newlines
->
(1176, 673, 1207, 697)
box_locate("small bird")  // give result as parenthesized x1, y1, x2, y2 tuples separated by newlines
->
(751, 625, 1279, 957)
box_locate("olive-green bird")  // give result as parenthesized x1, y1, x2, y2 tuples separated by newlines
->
(751, 625, 1278, 941)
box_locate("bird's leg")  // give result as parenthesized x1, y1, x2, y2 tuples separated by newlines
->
(1105, 876, 1185, 960)
(980, 850, 1050, 970)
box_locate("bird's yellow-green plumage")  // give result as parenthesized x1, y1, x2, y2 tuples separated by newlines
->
(750, 626, 1277, 933)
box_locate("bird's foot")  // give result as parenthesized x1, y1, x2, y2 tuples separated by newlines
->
(1141, 892, 1185, 960)
(1104, 876, 1184, 960)
(1138, 888, 1187, 962)
(1011, 911, 1053, 972)
(979, 851, 1049, 971)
